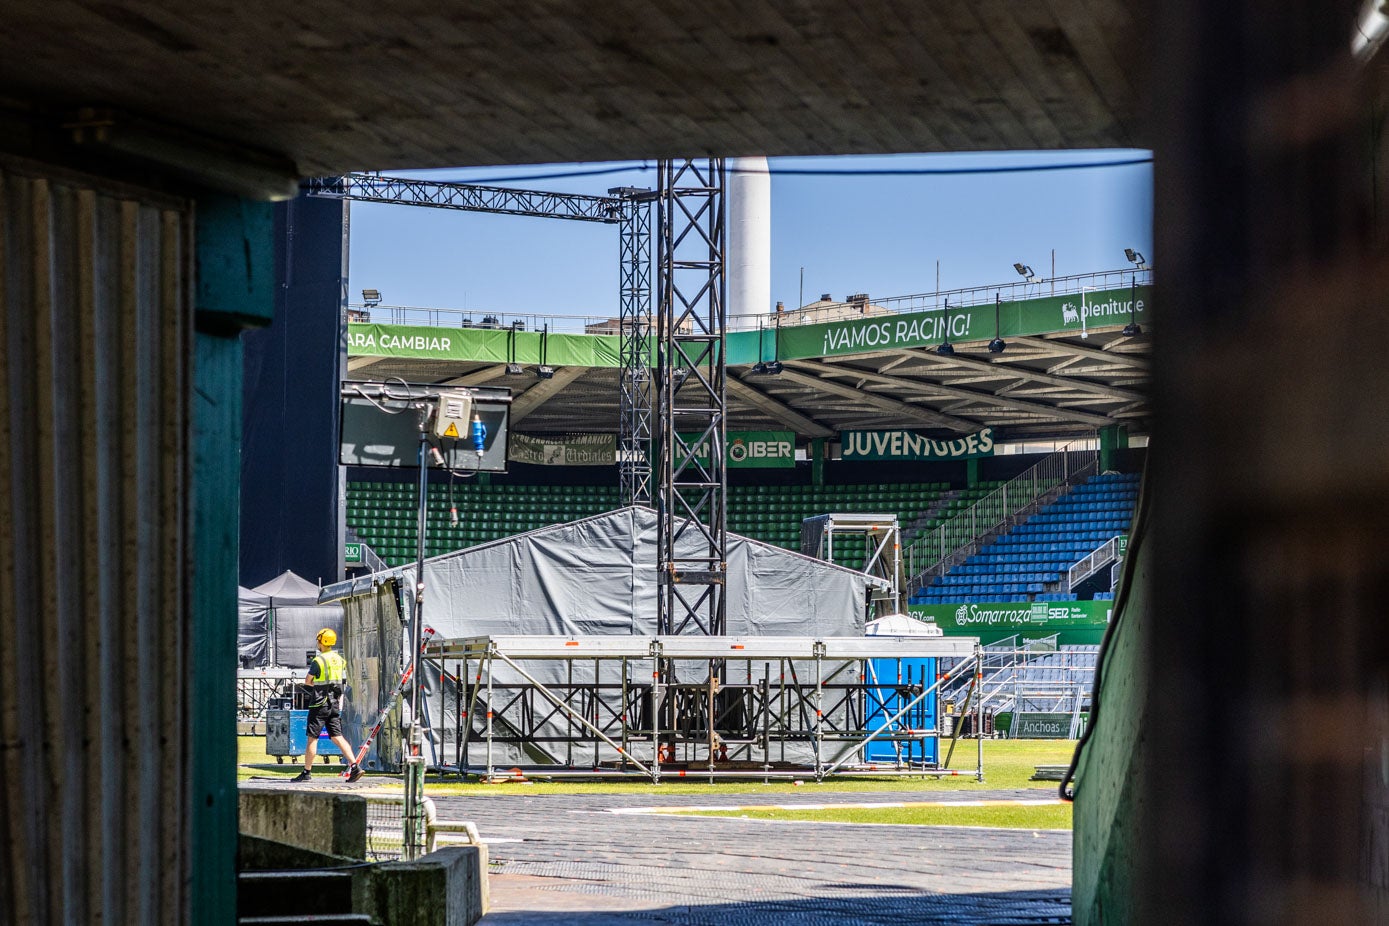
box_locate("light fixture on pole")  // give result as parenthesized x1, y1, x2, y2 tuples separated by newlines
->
(1122, 273, 1143, 338)
(536, 322, 555, 378)
(1013, 262, 1039, 283)
(937, 297, 955, 355)
(1124, 248, 1149, 271)
(361, 288, 382, 307)
(988, 294, 1006, 354)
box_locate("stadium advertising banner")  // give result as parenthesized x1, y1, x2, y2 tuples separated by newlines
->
(776, 285, 1151, 361)
(680, 430, 796, 468)
(841, 427, 995, 461)
(347, 323, 621, 367)
(911, 599, 1112, 632)
(509, 433, 616, 466)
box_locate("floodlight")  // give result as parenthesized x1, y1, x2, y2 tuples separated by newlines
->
(988, 338, 1007, 354)
(1124, 249, 1149, 270)
(751, 362, 768, 375)
(936, 341, 955, 356)
(361, 288, 382, 307)
(536, 365, 555, 379)
(505, 363, 525, 376)
(1013, 263, 1038, 282)
(765, 361, 784, 375)
(1122, 323, 1143, 338)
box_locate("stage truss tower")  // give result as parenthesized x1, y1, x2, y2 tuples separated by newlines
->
(613, 188, 655, 506)
(655, 158, 728, 636)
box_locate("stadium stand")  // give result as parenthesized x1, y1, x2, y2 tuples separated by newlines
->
(909, 471, 1139, 605)
(346, 479, 981, 568)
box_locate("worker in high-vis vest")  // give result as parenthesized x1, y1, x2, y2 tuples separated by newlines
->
(293, 628, 363, 782)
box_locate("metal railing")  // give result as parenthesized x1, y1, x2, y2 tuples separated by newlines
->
(728, 267, 1152, 330)
(344, 267, 1153, 335)
(1067, 536, 1122, 591)
(906, 446, 1099, 587)
(941, 643, 1098, 723)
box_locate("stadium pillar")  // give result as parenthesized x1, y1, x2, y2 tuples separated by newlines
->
(811, 437, 825, 485)
(965, 457, 980, 488)
(1098, 425, 1127, 472)
(1104, 3, 1389, 925)
(194, 193, 277, 925)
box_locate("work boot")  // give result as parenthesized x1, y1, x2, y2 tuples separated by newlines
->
(346, 764, 363, 783)
(291, 769, 312, 782)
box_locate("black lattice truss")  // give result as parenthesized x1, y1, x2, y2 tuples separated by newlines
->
(304, 173, 624, 223)
(656, 158, 728, 636)
(616, 190, 655, 506)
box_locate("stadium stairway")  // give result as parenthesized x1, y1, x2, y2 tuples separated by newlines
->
(909, 472, 1139, 605)
(345, 480, 964, 568)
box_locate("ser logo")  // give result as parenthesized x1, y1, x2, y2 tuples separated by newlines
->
(1061, 303, 1080, 324)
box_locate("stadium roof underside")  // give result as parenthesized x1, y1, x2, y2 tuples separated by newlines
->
(347, 323, 1149, 443)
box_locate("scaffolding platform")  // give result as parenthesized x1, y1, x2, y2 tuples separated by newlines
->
(423, 633, 983, 782)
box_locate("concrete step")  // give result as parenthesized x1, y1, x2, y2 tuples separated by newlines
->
(237, 869, 357, 920)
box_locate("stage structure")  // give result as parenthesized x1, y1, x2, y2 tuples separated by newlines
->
(425, 634, 983, 782)
(801, 513, 905, 617)
(305, 174, 656, 507)
(656, 157, 728, 637)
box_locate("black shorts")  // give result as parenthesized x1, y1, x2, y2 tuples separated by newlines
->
(305, 703, 342, 740)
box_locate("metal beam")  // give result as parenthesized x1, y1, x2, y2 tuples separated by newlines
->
(439, 365, 508, 387)
(305, 174, 622, 223)
(901, 349, 1148, 404)
(789, 359, 1116, 428)
(509, 366, 587, 422)
(727, 374, 834, 438)
(1012, 335, 1151, 369)
(774, 365, 978, 432)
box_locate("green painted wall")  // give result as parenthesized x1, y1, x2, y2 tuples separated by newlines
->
(1071, 481, 1149, 925)
(192, 194, 276, 923)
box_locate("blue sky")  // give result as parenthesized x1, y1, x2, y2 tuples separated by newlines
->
(346, 151, 1152, 318)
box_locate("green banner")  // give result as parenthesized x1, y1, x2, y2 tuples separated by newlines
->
(841, 427, 995, 461)
(776, 285, 1151, 361)
(1116, 534, 1129, 558)
(344, 542, 363, 565)
(911, 599, 1113, 632)
(509, 433, 616, 466)
(680, 430, 796, 468)
(1009, 712, 1085, 739)
(348, 323, 620, 367)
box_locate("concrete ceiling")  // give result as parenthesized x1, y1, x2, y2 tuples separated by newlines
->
(2, 1, 1140, 176)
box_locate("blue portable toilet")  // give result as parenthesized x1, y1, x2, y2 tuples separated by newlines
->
(863, 614, 940, 766)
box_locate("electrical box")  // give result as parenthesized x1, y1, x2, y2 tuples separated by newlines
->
(432, 390, 474, 439)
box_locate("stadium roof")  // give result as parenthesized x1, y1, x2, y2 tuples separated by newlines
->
(348, 275, 1152, 442)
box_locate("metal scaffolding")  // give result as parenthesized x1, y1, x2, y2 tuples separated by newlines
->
(304, 173, 656, 500)
(801, 512, 905, 617)
(655, 158, 728, 636)
(425, 634, 984, 783)
(613, 187, 655, 506)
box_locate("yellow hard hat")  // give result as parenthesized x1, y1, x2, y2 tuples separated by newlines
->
(316, 628, 337, 648)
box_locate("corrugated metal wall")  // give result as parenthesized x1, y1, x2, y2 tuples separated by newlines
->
(0, 161, 191, 923)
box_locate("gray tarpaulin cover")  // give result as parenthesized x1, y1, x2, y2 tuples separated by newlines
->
(237, 586, 270, 668)
(330, 507, 872, 769)
(239, 570, 344, 668)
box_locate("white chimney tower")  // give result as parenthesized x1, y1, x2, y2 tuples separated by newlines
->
(727, 156, 772, 318)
